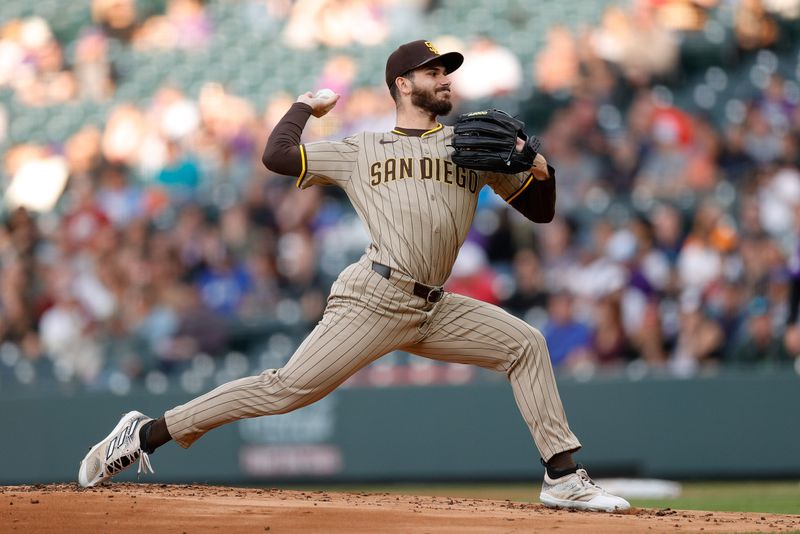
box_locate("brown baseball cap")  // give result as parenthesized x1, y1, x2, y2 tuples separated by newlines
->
(385, 39, 464, 89)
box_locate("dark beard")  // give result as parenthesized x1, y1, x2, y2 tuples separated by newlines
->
(410, 85, 452, 116)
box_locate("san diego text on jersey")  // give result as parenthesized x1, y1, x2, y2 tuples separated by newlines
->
(369, 157, 480, 193)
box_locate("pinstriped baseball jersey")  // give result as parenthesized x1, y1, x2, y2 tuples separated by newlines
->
(298, 124, 537, 286)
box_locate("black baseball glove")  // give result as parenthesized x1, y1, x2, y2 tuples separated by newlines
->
(451, 109, 541, 174)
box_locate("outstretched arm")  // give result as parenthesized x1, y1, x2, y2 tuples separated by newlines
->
(261, 91, 340, 176)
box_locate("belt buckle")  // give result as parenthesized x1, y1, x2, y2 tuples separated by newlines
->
(426, 287, 443, 303)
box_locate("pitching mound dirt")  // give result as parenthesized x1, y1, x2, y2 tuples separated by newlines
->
(2, 483, 798, 533)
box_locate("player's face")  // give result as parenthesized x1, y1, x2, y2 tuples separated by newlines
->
(408, 64, 452, 116)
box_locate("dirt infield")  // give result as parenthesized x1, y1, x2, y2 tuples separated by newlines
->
(2, 483, 799, 533)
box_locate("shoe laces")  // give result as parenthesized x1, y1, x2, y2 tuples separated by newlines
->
(575, 467, 608, 493)
(105, 421, 155, 478)
(575, 467, 599, 488)
(137, 451, 154, 476)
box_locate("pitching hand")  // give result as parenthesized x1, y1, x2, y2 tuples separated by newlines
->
(297, 91, 340, 118)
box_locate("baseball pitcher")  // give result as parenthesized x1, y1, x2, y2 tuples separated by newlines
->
(78, 40, 629, 512)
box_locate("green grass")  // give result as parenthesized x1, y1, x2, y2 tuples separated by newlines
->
(627, 481, 800, 515)
(277, 481, 800, 515)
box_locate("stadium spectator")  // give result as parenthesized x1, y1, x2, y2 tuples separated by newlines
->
(74, 29, 116, 102)
(194, 238, 252, 317)
(590, 5, 678, 85)
(706, 277, 749, 359)
(155, 282, 229, 367)
(101, 103, 148, 166)
(541, 290, 594, 368)
(669, 292, 724, 376)
(134, 0, 212, 51)
(155, 141, 203, 202)
(730, 297, 791, 365)
(0, 254, 36, 348)
(283, 0, 390, 49)
(15, 19, 77, 106)
(590, 295, 632, 367)
(743, 106, 786, 164)
(543, 96, 612, 211)
(96, 163, 145, 227)
(735, 0, 779, 52)
(239, 247, 281, 320)
(501, 248, 549, 321)
(61, 177, 113, 254)
(676, 200, 726, 292)
(534, 26, 580, 96)
(649, 0, 715, 32)
(445, 241, 500, 305)
(649, 203, 685, 264)
(717, 124, 758, 184)
(38, 266, 105, 384)
(450, 36, 523, 101)
(93, 0, 140, 43)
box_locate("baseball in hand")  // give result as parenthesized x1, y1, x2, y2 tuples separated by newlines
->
(315, 88, 336, 100)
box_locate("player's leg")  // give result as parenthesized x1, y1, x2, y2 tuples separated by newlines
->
(163, 292, 410, 448)
(406, 292, 580, 461)
(78, 262, 420, 487)
(404, 293, 629, 512)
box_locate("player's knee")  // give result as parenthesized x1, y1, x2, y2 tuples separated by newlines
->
(518, 326, 546, 362)
(528, 326, 546, 347)
(254, 369, 315, 414)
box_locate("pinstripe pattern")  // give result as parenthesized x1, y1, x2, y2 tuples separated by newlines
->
(164, 122, 579, 462)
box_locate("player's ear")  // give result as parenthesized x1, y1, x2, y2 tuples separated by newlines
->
(396, 76, 412, 96)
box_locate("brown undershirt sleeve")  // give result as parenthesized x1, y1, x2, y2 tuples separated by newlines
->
(261, 102, 313, 176)
(508, 165, 557, 223)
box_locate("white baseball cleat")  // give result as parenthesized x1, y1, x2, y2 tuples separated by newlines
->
(539, 466, 631, 512)
(78, 411, 155, 488)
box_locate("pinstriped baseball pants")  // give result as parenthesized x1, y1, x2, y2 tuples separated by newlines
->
(164, 258, 581, 461)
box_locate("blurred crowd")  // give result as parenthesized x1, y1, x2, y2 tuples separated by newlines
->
(1, 0, 800, 391)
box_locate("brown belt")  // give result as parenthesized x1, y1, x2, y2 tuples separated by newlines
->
(371, 262, 444, 303)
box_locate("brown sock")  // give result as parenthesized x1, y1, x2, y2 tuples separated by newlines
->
(139, 417, 172, 454)
(546, 451, 577, 470)
(542, 451, 579, 479)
